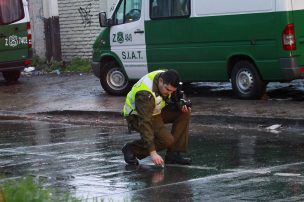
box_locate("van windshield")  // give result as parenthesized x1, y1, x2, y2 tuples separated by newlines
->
(114, 0, 142, 25)
(0, 0, 24, 25)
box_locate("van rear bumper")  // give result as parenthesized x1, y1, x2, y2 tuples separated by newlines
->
(0, 60, 30, 72)
(279, 58, 303, 80)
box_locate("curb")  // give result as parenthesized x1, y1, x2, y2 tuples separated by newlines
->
(191, 114, 304, 128)
(1, 110, 303, 128)
(36, 110, 122, 119)
(38, 110, 304, 128)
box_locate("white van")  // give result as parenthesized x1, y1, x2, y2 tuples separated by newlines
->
(92, 0, 304, 99)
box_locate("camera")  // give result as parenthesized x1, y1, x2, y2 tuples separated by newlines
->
(174, 82, 192, 110)
(176, 98, 192, 110)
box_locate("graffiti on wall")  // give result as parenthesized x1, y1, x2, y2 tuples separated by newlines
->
(78, 3, 93, 27)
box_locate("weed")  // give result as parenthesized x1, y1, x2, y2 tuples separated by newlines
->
(65, 57, 91, 73)
(31, 55, 91, 73)
(2, 177, 52, 202)
(1, 177, 81, 202)
(31, 55, 63, 73)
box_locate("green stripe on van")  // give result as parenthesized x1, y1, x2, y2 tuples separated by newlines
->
(144, 11, 300, 81)
(92, 27, 111, 62)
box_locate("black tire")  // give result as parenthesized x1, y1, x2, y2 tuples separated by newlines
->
(231, 60, 266, 99)
(2, 70, 21, 82)
(100, 61, 132, 95)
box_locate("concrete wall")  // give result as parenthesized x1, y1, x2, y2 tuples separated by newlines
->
(29, 0, 46, 59)
(57, 0, 104, 61)
(30, 0, 116, 62)
(43, 0, 61, 61)
(29, 0, 61, 61)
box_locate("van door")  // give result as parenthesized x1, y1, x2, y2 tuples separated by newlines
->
(291, 0, 304, 69)
(0, 0, 28, 64)
(110, 0, 148, 79)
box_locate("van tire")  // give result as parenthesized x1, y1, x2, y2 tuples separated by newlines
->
(231, 60, 266, 99)
(100, 61, 132, 95)
(2, 70, 21, 82)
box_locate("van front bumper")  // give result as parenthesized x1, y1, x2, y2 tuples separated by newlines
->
(279, 58, 303, 80)
(92, 62, 101, 78)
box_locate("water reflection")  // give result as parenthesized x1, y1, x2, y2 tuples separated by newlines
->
(122, 164, 194, 201)
(189, 128, 304, 170)
(1, 121, 304, 200)
(237, 135, 256, 167)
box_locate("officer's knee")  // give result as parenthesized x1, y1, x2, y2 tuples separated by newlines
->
(164, 135, 174, 148)
(179, 110, 191, 121)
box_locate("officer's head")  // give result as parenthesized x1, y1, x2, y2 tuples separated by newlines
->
(158, 69, 180, 97)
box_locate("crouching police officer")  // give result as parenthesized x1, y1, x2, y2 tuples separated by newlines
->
(122, 69, 192, 166)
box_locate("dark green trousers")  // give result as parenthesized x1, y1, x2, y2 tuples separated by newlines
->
(126, 106, 190, 158)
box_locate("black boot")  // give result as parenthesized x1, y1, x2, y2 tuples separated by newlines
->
(122, 144, 138, 165)
(165, 152, 192, 165)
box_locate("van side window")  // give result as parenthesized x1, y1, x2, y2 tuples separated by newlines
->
(150, 0, 190, 19)
(113, 0, 142, 25)
(0, 0, 24, 25)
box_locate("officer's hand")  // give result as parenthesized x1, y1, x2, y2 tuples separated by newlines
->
(181, 105, 191, 113)
(150, 151, 164, 166)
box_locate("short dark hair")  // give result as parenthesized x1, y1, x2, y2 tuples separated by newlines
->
(160, 69, 180, 88)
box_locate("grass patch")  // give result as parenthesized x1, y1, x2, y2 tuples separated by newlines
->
(65, 57, 91, 73)
(32, 55, 64, 73)
(31, 55, 91, 73)
(0, 176, 132, 202)
(1, 176, 81, 202)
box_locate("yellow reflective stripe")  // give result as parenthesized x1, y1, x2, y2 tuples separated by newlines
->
(124, 103, 137, 116)
(124, 91, 136, 115)
(123, 70, 166, 116)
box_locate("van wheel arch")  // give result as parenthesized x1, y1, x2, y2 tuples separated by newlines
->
(99, 58, 132, 95)
(228, 56, 262, 79)
(228, 57, 266, 99)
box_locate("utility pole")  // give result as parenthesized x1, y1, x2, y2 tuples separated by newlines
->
(43, 0, 62, 61)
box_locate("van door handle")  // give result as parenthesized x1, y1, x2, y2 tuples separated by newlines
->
(134, 29, 144, 34)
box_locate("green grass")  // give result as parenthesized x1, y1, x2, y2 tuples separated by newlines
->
(31, 55, 91, 73)
(65, 57, 91, 73)
(31, 55, 63, 73)
(0, 176, 133, 202)
(1, 176, 81, 202)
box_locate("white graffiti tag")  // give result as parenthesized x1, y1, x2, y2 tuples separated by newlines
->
(8, 35, 18, 47)
(5, 35, 28, 47)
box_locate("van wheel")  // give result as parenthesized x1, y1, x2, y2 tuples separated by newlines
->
(3, 70, 21, 82)
(231, 60, 266, 99)
(100, 61, 132, 95)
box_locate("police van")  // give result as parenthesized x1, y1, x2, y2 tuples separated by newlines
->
(92, 0, 304, 99)
(0, 0, 32, 82)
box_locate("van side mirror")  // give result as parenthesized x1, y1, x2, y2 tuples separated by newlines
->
(99, 12, 108, 27)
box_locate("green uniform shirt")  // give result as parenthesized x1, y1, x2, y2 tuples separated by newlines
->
(133, 73, 166, 152)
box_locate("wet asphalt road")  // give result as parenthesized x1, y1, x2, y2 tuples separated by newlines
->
(0, 73, 304, 201)
(1, 119, 304, 201)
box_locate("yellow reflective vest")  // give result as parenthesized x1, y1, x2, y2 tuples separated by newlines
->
(123, 70, 167, 116)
